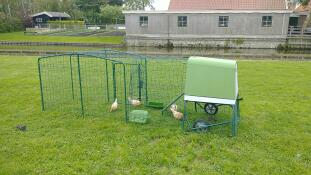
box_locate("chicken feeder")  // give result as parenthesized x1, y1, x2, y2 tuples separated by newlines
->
(183, 57, 242, 136)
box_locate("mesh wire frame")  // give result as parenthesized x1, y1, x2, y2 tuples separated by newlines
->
(38, 53, 131, 119)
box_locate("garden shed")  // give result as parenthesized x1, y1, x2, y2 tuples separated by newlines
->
(31, 11, 71, 25)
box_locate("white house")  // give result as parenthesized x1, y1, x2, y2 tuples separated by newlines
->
(124, 0, 292, 48)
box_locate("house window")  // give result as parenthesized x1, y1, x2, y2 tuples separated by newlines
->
(139, 16, 148, 27)
(219, 16, 229, 27)
(36, 18, 42, 23)
(262, 16, 273, 27)
(178, 16, 187, 27)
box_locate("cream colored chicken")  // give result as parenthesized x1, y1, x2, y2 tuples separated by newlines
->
(170, 104, 183, 120)
(110, 99, 118, 112)
(128, 97, 141, 107)
(172, 110, 184, 120)
(170, 104, 178, 111)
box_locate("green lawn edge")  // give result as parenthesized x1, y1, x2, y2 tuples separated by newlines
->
(0, 32, 124, 44)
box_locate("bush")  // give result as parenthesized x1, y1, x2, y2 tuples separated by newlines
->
(100, 5, 124, 24)
(48, 20, 85, 25)
(0, 17, 23, 33)
(47, 20, 85, 30)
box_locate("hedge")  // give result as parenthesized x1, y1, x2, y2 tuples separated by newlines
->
(0, 18, 23, 33)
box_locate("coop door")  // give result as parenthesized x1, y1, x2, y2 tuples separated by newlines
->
(112, 63, 143, 103)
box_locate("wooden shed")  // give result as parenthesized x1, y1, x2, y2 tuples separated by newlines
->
(30, 11, 71, 25)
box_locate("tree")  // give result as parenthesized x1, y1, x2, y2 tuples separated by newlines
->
(49, 1, 60, 11)
(100, 5, 123, 24)
(75, 0, 108, 24)
(297, 0, 311, 33)
(297, 0, 310, 6)
(75, 0, 107, 12)
(124, 0, 154, 10)
(108, 0, 123, 6)
(57, 0, 84, 20)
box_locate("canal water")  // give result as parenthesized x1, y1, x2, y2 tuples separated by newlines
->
(124, 47, 311, 58)
(0, 45, 311, 60)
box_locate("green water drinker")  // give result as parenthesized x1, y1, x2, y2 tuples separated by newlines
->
(129, 110, 149, 124)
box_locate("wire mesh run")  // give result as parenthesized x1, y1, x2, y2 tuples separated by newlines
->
(38, 51, 188, 118)
(38, 53, 129, 117)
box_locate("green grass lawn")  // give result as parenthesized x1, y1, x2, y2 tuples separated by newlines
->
(0, 55, 310, 174)
(0, 45, 105, 51)
(0, 32, 124, 44)
(0, 45, 130, 54)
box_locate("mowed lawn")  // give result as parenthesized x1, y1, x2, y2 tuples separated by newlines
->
(0, 55, 310, 174)
(0, 32, 123, 44)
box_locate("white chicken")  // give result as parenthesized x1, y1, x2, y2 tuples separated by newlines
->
(128, 97, 141, 107)
(110, 98, 118, 112)
(172, 110, 184, 120)
(170, 104, 183, 120)
(170, 104, 178, 112)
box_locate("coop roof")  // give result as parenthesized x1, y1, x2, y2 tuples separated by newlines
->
(31, 11, 71, 18)
(184, 57, 238, 104)
(168, 0, 288, 11)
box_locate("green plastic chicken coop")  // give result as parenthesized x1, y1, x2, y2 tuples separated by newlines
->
(183, 57, 242, 136)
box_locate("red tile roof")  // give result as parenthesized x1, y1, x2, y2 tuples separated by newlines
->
(168, 0, 287, 11)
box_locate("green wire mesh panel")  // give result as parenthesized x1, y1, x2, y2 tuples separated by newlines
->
(89, 50, 147, 102)
(77, 54, 125, 115)
(38, 54, 82, 114)
(146, 57, 187, 109)
(84, 50, 148, 119)
(38, 53, 129, 116)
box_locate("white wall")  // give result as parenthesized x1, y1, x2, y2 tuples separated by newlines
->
(125, 13, 290, 38)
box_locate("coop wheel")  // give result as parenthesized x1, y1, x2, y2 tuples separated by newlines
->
(204, 103, 218, 115)
(193, 120, 210, 132)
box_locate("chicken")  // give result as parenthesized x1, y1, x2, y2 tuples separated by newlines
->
(170, 104, 183, 120)
(172, 110, 184, 120)
(128, 97, 141, 107)
(170, 104, 178, 112)
(110, 98, 118, 112)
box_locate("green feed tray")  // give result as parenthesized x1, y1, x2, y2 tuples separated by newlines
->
(146, 102, 164, 109)
(129, 110, 149, 124)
